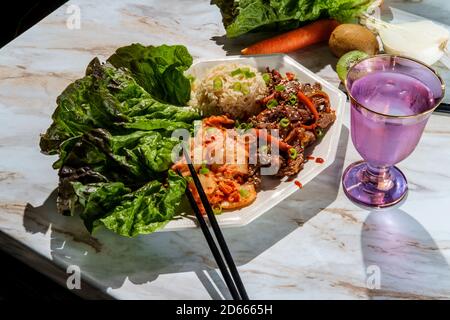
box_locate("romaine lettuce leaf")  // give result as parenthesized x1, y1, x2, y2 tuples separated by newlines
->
(40, 45, 200, 237)
(212, 0, 376, 38)
(107, 43, 193, 105)
(97, 171, 186, 237)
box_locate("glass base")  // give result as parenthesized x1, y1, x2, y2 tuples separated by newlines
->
(342, 161, 408, 208)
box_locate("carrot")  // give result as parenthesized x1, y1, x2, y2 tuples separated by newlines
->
(297, 91, 319, 130)
(241, 19, 339, 55)
(298, 91, 319, 120)
(254, 129, 292, 152)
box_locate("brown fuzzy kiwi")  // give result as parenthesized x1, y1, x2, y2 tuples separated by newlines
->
(329, 24, 379, 58)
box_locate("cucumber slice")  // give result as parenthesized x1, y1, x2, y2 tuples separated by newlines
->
(336, 50, 369, 83)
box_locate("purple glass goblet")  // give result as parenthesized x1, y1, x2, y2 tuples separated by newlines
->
(342, 55, 445, 208)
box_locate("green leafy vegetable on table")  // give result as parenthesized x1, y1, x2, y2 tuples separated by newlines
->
(212, 0, 376, 38)
(40, 44, 200, 237)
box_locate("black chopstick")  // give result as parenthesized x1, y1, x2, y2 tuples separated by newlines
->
(436, 103, 450, 115)
(181, 171, 241, 300)
(181, 146, 249, 300)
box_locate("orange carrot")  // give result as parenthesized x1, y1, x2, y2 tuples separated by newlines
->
(297, 91, 319, 130)
(254, 129, 292, 152)
(241, 19, 339, 55)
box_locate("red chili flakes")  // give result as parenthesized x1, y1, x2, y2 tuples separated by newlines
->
(294, 180, 303, 189)
(315, 157, 325, 164)
(286, 72, 295, 81)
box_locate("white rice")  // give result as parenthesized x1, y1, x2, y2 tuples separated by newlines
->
(189, 63, 268, 119)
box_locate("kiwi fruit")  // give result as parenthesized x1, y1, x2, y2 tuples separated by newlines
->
(329, 24, 379, 58)
(336, 50, 369, 83)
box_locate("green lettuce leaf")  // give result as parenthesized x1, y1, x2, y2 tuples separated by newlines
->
(212, 0, 376, 38)
(72, 181, 131, 232)
(40, 58, 146, 155)
(99, 170, 186, 237)
(40, 48, 200, 236)
(107, 43, 193, 105)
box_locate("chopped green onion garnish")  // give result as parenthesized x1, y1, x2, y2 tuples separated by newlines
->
(279, 118, 290, 128)
(275, 85, 285, 92)
(241, 83, 250, 95)
(236, 122, 253, 132)
(262, 73, 271, 84)
(199, 167, 210, 175)
(315, 127, 325, 139)
(267, 99, 278, 109)
(289, 94, 298, 105)
(231, 67, 255, 79)
(231, 69, 242, 77)
(244, 71, 256, 78)
(232, 82, 242, 92)
(213, 205, 223, 215)
(239, 188, 249, 198)
(289, 148, 298, 160)
(213, 77, 223, 90)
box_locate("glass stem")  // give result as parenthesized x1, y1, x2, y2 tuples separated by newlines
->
(363, 164, 394, 191)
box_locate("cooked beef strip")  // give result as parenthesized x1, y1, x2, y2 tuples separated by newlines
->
(276, 152, 305, 177)
(317, 112, 337, 129)
(248, 164, 262, 189)
(250, 69, 335, 177)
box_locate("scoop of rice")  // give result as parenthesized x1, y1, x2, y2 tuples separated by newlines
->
(190, 63, 268, 119)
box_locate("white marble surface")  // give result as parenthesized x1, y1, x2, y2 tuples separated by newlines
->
(1, 0, 450, 300)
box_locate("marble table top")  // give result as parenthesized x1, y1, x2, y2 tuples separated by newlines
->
(0, 0, 450, 300)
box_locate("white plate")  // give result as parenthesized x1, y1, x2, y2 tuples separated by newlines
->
(161, 54, 346, 231)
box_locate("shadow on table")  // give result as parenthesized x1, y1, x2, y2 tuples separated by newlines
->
(361, 208, 450, 299)
(22, 127, 348, 299)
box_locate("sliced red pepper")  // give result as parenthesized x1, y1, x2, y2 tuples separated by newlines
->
(297, 91, 319, 129)
(254, 129, 292, 152)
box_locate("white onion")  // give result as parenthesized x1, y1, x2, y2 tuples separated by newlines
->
(361, 14, 449, 66)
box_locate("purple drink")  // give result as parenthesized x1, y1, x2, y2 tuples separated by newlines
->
(342, 55, 445, 208)
(350, 71, 436, 167)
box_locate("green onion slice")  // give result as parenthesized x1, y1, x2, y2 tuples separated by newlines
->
(289, 94, 298, 105)
(315, 127, 325, 139)
(289, 148, 298, 160)
(213, 77, 223, 90)
(232, 82, 242, 92)
(244, 71, 256, 78)
(199, 167, 210, 175)
(267, 99, 278, 109)
(239, 188, 249, 198)
(231, 68, 241, 77)
(262, 73, 271, 84)
(279, 118, 290, 128)
(275, 85, 285, 92)
(241, 83, 250, 95)
(213, 204, 223, 215)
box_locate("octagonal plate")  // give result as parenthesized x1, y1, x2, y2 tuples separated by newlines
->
(161, 54, 346, 231)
